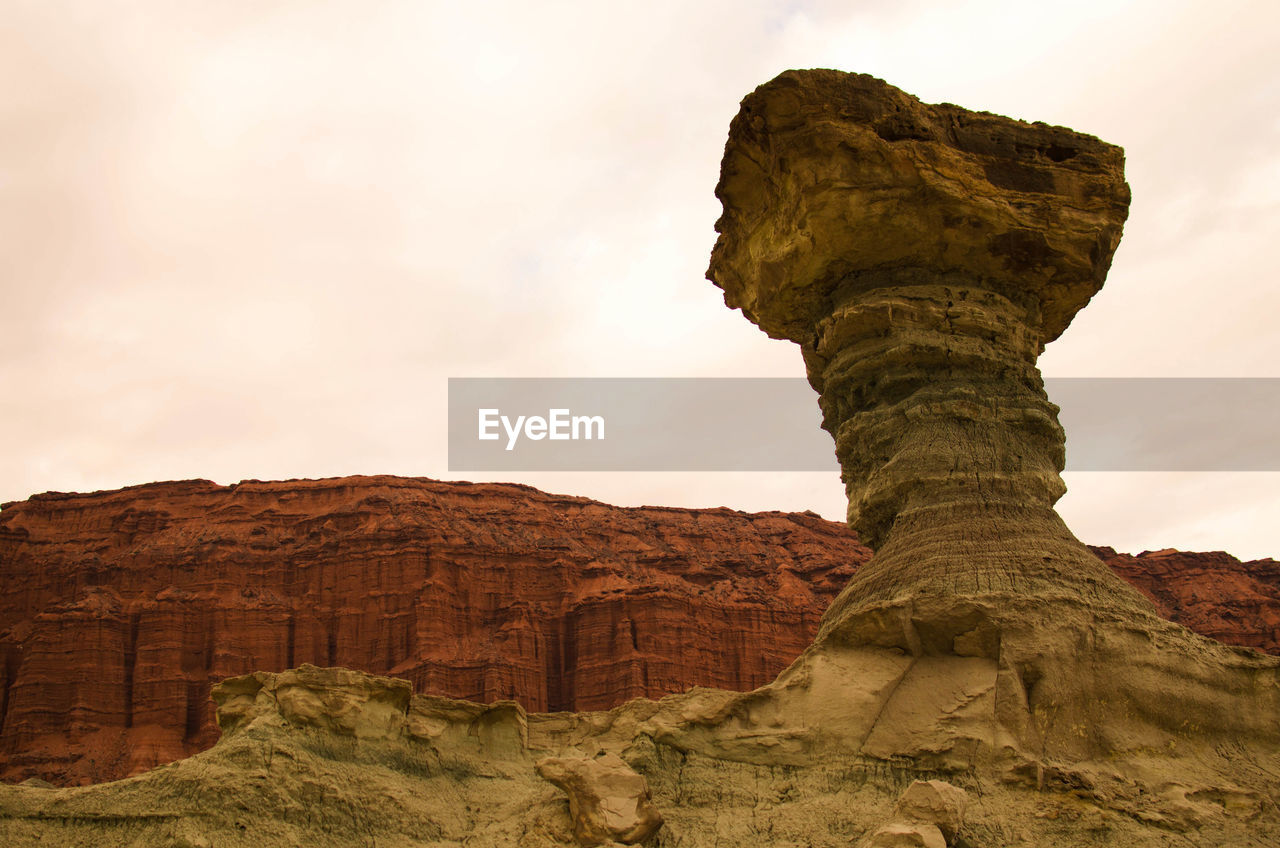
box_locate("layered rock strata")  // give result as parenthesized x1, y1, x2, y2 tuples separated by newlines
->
(709, 68, 1145, 620)
(0, 661, 1274, 846)
(1099, 546, 1280, 651)
(0, 476, 863, 784)
(705, 67, 1279, 795)
(1, 475, 1275, 788)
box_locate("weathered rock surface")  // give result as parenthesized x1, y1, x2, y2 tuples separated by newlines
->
(0, 475, 863, 784)
(1098, 546, 1280, 652)
(536, 752, 663, 846)
(0, 663, 1273, 846)
(864, 822, 947, 848)
(1, 475, 1275, 787)
(703, 66, 1279, 840)
(709, 68, 1141, 614)
(894, 780, 967, 843)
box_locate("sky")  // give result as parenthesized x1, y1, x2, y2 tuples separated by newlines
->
(2, 0, 1277, 559)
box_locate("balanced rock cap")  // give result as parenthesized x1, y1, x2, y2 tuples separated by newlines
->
(707, 68, 1131, 347)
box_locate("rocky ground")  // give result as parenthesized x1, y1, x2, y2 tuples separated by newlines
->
(0, 662, 1273, 847)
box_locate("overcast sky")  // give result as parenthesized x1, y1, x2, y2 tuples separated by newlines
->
(2, 0, 1277, 559)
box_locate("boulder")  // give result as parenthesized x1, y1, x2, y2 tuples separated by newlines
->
(894, 779, 967, 842)
(535, 752, 662, 846)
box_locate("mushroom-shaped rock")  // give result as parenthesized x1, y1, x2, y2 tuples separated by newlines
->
(894, 780, 967, 844)
(536, 752, 663, 846)
(706, 68, 1279, 775)
(708, 68, 1151, 625)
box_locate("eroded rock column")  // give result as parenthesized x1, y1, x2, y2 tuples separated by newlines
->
(707, 69, 1154, 628)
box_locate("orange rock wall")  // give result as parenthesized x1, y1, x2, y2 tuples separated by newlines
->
(0, 477, 864, 784)
(1097, 545, 1280, 653)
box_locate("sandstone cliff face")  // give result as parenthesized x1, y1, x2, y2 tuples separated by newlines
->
(0, 475, 1275, 788)
(0, 475, 864, 785)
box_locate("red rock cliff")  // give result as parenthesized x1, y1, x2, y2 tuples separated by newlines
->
(0, 476, 1274, 785)
(1094, 546, 1280, 653)
(0, 476, 865, 784)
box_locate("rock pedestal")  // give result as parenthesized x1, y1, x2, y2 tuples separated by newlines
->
(707, 69, 1278, 768)
(708, 68, 1151, 626)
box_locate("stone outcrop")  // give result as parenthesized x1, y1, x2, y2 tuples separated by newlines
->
(864, 823, 947, 848)
(1, 476, 1276, 787)
(0, 660, 1273, 846)
(859, 779, 969, 847)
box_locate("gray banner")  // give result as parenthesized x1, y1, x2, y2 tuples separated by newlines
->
(447, 378, 1280, 472)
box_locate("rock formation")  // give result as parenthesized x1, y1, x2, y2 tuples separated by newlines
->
(861, 780, 968, 848)
(891, 780, 967, 844)
(535, 752, 663, 845)
(704, 66, 1279, 819)
(1099, 546, 1280, 651)
(0, 651, 1271, 846)
(0, 476, 863, 784)
(709, 67, 1143, 618)
(1, 476, 1275, 787)
(0, 70, 1277, 846)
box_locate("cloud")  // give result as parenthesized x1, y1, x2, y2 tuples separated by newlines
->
(1, 0, 1277, 559)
